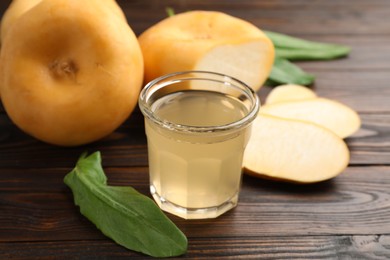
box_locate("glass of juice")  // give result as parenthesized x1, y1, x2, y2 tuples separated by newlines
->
(138, 71, 260, 219)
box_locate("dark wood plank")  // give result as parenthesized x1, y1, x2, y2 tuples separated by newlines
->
(0, 109, 148, 168)
(1, 166, 389, 243)
(300, 71, 390, 113)
(1, 235, 390, 259)
(0, 167, 149, 193)
(348, 114, 390, 164)
(295, 35, 390, 70)
(0, 0, 389, 259)
(1, 112, 389, 167)
(2, 0, 390, 37)
(119, 0, 390, 36)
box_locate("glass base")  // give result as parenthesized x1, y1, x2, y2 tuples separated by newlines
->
(150, 185, 238, 219)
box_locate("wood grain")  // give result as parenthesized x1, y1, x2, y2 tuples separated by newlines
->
(0, 0, 389, 258)
(119, 0, 390, 36)
(1, 112, 389, 167)
(1, 167, 389, 244)
(1, 235, 390, 259)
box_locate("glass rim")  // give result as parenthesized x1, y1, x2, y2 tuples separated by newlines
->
(138, 70, 260, 133)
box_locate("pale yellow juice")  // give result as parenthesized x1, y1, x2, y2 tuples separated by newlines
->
(144, 90, 251, 218)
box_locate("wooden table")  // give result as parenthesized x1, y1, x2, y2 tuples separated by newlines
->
(1, 0, 390, 258)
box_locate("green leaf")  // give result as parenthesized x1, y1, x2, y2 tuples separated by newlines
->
(64, 152, 188, 258)
(268, 57, 315, 86)
(264, 30, 351, 60)
(166, 7, 175, 17)
(274, 46, 351, 60)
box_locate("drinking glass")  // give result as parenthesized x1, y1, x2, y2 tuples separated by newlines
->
(139, 71, 260, 219)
